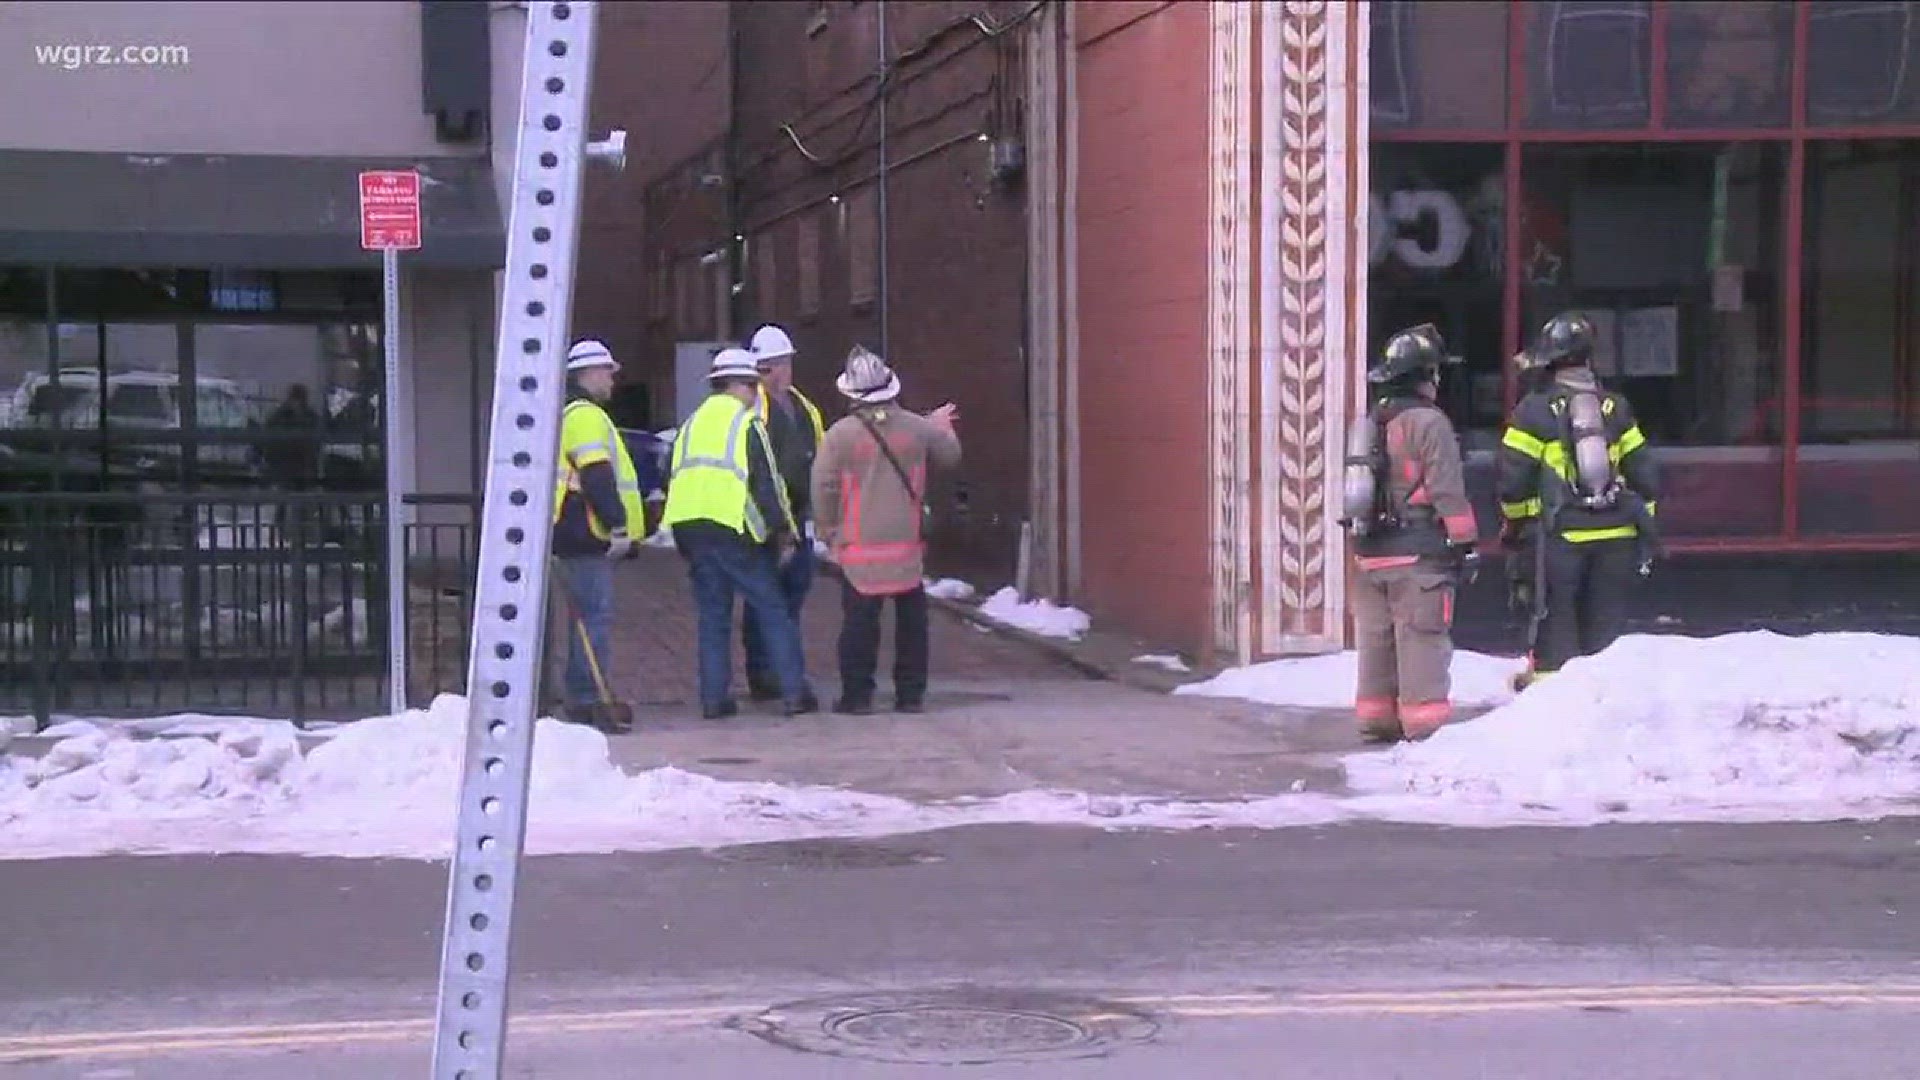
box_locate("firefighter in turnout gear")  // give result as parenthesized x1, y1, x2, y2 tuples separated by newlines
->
(1340, 324, 1481, 742)
(1499, 312, 1662, 689)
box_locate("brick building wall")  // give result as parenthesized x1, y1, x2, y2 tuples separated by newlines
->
(1069, 1, 1214, 655)
(575, 0, 733, 430)
(730, 0, 1039, 581)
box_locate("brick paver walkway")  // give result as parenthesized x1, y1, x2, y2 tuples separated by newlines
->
(556, 547, 1079, 708)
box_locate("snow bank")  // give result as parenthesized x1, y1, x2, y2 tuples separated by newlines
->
(924, 578, 976, 601)
(1176, 649, 1524, 708)
(978, 587, 1090, 640)
(5, 633, 1919, 859)
(1133, 654, 1192, 673)
(0, 695, 1343, 859)
(1344, 632, 1920, 825)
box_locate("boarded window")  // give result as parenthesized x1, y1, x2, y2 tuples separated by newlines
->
(797, 210, 822, 317)
(846, 187, 878, 306)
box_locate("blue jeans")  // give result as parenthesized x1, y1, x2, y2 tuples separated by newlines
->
(555, 556, 614, 708)
(742, 537, 814, 691)
(683, 532, 808, 708)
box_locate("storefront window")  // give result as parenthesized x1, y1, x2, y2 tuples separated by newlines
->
(1521, 142, 1786, 536)
(1368, 144, 1508, 444)
(1799, 140, 1920, 534)
(1807, 1, 1920, 126)
(1666, 1, 1792, 128)
(1371, 1, 1508, 132)
(1525, 0, 1652, 130)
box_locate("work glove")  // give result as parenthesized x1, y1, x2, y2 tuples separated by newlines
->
(605, 528, 635, 560)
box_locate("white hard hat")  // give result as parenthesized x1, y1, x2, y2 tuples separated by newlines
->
(566, 339, 619, 373)
(707, 347, 761, 381)
(749, 324, 795, 364)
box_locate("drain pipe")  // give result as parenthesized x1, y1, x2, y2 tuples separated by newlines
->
(876, 0, 892, 360)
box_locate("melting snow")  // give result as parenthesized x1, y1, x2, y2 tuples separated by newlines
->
(924, 578, 977, 601)
(2, 633, 1918, 859)
(977, 587, 1090, 640)
(1133, 654, 1192, 673)
(1175, 649, 1525, 709)
(1343, 632, 1920, 825)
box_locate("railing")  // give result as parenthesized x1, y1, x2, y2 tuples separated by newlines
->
(0, 491, 478, 729)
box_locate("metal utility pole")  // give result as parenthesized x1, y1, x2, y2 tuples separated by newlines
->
(427, 3, 625, 1076)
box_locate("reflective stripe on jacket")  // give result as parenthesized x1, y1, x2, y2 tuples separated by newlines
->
(1496, 376, 1660, 543)
(552, 398, 645, 541)
(662, 393, 794, 542)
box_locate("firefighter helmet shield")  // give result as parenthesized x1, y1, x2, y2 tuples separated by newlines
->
(1368, 323, 1455, 386)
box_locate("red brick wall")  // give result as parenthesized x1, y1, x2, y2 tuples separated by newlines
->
(731, 1, 1036, 580)
(575, 0, 733, 428)
(1072, 1, 1213, 655)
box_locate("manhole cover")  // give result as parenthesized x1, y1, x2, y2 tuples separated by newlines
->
(710, 839, 943, 870)
(734, 988, 1158, 1065)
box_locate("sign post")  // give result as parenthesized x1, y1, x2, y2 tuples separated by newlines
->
(360, 169, 422, 716)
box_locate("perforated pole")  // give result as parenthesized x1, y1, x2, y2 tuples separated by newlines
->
(429, 4, 619, 1075)
(382, 246, 409, 714)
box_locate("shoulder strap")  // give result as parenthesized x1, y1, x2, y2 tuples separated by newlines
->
(853, 408, 920, 503)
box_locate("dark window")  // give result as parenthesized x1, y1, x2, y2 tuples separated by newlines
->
(1371, 1, 1508, 131)
(1798, 140, 1920, 534)
(1525, 1, 1652, 130)
(1665, 0, 1792, 128)
(1806, 1, 1920, 126)
(1521, 142, 1786, 537)
(1369, 144, 1508, 442)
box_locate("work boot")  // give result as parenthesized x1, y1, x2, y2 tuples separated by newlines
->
(594, 703, 635, 736)
(893, 693, 925, 714)
(784, 690, 820, 717)
(701, 699, 739, 721)
(834, 694, 873, 716)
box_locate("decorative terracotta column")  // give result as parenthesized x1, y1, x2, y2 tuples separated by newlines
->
(1210, 0, 1368, 662)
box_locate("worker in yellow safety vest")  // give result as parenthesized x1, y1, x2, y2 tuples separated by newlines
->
(741, 323, 826, 700)
(547, 339, 647, 732)
(662, 347, 818, 719)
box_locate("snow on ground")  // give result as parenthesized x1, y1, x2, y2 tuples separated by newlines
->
(924, 577, 976, 601)
(1133, 654, 1192, 673)
(977, 587, 1090, 640)
(1343, 631, 1920, 826)
(3, 632, 1918, 859)
(1175, 649, 1524, 708)
(0, 696, 1342, 860)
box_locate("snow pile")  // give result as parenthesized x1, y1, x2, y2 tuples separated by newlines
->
(1177, 649, 1524, 708)
(924, 578, 976, 601)
(1133, 654, 1192, 673)
(0, 720, 304, 824)
(0, 696, 1343, 859)
(1345, 632, 1920, 825)
(978, 587, 1091, 640)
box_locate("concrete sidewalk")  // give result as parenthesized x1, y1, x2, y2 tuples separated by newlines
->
(606, 678, 1384, 804)
(585, 548, 1081, 708)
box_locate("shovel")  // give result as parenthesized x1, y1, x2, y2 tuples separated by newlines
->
(551, 558, 634, 735)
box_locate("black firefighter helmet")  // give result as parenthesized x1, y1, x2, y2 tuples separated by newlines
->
(1367, 323, 1458, 387)
(1515, 311, 1597, 374)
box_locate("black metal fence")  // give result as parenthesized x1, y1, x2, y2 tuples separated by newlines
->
(0, 491, 477, 729)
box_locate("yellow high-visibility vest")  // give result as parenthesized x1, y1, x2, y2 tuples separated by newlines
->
(662, 393, 794, 542)
(552, 398, 645, 540)
(756, 384, 825, 446)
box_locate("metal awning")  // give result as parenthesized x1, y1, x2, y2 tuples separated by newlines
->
(0, 151, 504, 269)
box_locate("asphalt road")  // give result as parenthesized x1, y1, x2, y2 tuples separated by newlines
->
(4, 819, 1919, 1077)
